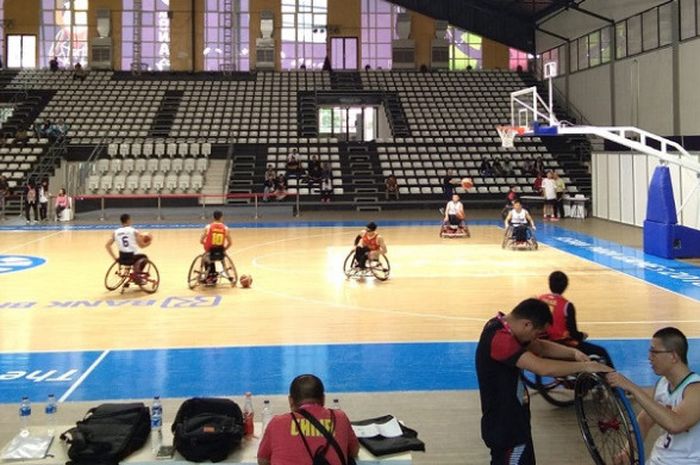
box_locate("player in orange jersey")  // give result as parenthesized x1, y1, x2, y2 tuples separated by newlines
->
(353, 222, 387, 269)
(200, 210, 233, 283)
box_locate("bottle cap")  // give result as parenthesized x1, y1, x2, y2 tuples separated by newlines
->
(245, 391, 252, 397)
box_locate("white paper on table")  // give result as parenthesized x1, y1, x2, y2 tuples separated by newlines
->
(352, 417, 403, 438)
(1, 433, 53, 460)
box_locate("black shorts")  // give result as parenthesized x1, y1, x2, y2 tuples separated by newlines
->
(545, 198, 557, 206)
(206, 247, 225, 261)
(118, 252, 146, 266)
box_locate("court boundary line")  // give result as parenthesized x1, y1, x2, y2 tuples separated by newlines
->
(58, 350, 110, 403)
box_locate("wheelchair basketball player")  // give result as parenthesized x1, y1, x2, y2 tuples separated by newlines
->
(200, 210, 233, 284)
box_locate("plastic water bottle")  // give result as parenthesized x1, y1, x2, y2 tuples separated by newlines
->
(19, 396, 31, 436)
(331, 398, 341, 410)
(243, 392, 254, 436)
(45, 394, 57, 435)
(151, 396, 163, 453)
(261, 400, 272, 433)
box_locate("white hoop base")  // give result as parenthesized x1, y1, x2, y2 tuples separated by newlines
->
(496, 126, 522, 148)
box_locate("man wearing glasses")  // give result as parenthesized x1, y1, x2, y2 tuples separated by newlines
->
(607, 327, 700, 464)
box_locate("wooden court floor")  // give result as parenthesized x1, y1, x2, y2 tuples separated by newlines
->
(1, 224, 699, 354)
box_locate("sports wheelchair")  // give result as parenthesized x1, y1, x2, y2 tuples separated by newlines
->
(502, 223, 538, 250)
(187, 249, 238, 289)
(439, 217, 470, 239)
(104, 257, 160, 294)
(343, 249, 390, 281)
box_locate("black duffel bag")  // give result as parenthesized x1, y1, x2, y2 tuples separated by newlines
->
(172, 397, 244, 463)
(60, 403, 150, 465)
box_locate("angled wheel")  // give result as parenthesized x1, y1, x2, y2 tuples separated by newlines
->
(222, 254, 238, 287)
(369, 254, 391, 281)
(188, 254, 205, 289)
(531, 238, 539, 250)
(137, 259, 160, 294)
(105, 261, 128, 291)
(343, 250, 358, 278)
(575, 372, 645, 465)
(501, 227, 512, 249)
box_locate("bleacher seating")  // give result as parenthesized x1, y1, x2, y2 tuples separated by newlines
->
(2, 69, 587, 202)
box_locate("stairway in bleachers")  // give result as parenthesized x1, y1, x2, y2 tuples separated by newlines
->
(383, 93, 410, 137)
(227, 151, 258, 202)
(0, 71, 18, 91)
(330, 72, 363, 90)
(298, 93, 318, 138)
(1, 90, 54, 136)
(149, 90, 184, 137)
(340, 142, 384, 211)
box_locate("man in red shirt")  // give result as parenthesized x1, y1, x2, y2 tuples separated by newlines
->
(258, 374, 359, 465)
(539, 271, 613, 367)
(200, 210, 233, 283)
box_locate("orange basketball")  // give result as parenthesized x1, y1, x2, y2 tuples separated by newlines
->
(461, 178, 474, 190)
(141, 233, 153, 247)
(239, 274, 253, 288)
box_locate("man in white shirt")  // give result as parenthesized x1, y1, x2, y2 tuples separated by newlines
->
(105, 213, 150, 275)
(541, 171, 558, 221)
(607, 327, 700, 465)
(504, 200, 536, 243)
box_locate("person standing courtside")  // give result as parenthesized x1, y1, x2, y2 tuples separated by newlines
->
(200, 210, 233, 284)
(541, 171, 558, 221)
(476, 298, 611, 465)
(607, 327, 700, 465)
(0, 174, 8, 219)
(24, 180, 38, 224)
(258, 374, 359, 465)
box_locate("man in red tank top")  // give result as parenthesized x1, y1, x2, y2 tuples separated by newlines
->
(200, 211, 233, 282)
(353, 222, 387, 269)
(539, 271, 613, 367)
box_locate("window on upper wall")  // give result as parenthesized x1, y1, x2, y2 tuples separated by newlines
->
(203, 0, 250, 71)
(446, 26, 482, 70)
(642, 8, 659, 51)
(40, 0, 89, 68)
(680, 0, 697, 40)
(122, 0, 171, 71)
(360, 0, 402, 70)
(588, 30, 600, 67)
(281, 0, 328, 70)
(658, 2, 673, 46)
(509, 49, 529, 71)
(616, 21, 627, 59)
(600, 27, 611, 63)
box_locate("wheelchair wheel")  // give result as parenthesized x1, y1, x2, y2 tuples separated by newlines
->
(530, 238, 539, 250)
(104, 261, 128, 291)
(187, 254, 205, 289)
(522, 371, 575, 407)
(222, 254, 238, 286)
(343, 250, 358, 278)
(369, 254, 391, 281)
(501, 227, 513, 249)
(575, 372, 645, 465)
(136, 259, 160, 294)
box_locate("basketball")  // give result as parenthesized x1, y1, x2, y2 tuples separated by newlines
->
(461, 178, 474, 190)
(141, 232, 153, 247)
(239, 274, 253, 288)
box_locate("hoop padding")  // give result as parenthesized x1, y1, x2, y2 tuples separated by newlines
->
(496, 126, 522, 148)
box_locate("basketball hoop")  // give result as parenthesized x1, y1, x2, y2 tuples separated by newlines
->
(496, 125, 523, 148)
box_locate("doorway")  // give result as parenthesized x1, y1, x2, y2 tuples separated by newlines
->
(319, 106, 376, 141)
(330, 37, 358, 70)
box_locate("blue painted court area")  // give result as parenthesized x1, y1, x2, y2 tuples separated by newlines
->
(0, 339, 698, 404)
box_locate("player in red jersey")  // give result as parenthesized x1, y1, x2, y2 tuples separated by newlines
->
(200, 210, 233, 282)
(539, 271, 613, 367)
(353, 222, 387, 269)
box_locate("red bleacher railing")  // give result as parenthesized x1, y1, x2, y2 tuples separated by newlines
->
(73, 191, 301, 221)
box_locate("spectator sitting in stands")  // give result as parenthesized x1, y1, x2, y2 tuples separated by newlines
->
(479, 160, 494, 177)
(273, 174, 288, 201)
(0, 174, 8, 218)
(307, 155, 322, 187)
(72, 63, 87, 81)
(533, 172, 544, 195)
(523, 158, 535, 175)
(285, 149, 302, 178)
(492, 159, 505, 176)
(262, 171, 275, 202)
(49, 57, 59, 72)
(40, 120, 52, 137)
(365, 64, 371, 71)
(385, 174, 399, 200)
(15, 128, 30, 147)
(265, 163, 276, 180)
(320, 161, 331, 179)
(534, 156, 545, 175)
(503, 158, 515, 175)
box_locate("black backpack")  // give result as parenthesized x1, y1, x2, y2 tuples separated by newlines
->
(60, 403, 150, 465)
(172, 397, 244, 463)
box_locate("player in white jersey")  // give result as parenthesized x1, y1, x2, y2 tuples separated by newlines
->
(504, 200, 536, 243)
(607, 327, 700, 465)
(105, 213, 150, 273)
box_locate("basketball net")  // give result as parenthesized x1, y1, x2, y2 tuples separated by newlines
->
(496, 126, 520, 149)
